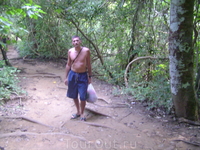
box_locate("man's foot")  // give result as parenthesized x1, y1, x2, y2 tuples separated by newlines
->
(80, 117, 86, 121)
(71, 114, 80, 119)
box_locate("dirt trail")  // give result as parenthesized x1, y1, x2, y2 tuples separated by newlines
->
(0, 46, 199, 150)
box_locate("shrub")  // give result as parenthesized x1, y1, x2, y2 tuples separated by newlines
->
(0, 60, 25, 101)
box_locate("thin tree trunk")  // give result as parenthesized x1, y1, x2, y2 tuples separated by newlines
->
(169, 0, 199, 121)
(0, 38, 11, 66)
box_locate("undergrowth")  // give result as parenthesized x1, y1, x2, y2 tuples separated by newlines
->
(0, 60, 25, 102)
(111, 62, 173, 114)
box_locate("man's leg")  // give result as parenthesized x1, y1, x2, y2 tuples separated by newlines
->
(80, 100, 86, 118)
(78, 72, 88, 120)
(73, 98, 80, 115)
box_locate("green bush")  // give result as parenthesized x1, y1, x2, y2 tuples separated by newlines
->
(120, 62, 172, 113)
(0, 60, 25, 101)
(121, 78, 172, 113)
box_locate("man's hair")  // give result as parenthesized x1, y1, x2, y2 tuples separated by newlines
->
(72, 35, 81, 40)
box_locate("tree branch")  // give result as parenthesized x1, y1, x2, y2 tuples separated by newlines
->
(124, 56, 164, 87)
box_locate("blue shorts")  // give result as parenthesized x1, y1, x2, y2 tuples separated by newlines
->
(67, 70, 88, 101)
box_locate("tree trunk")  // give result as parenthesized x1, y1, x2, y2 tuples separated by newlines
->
(169, 0, 199, 121)
(0, 38, 11, 66)
(195, 66, 200, 98)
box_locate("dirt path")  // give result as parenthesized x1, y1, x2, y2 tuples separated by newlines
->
(0, 46, 199, 150)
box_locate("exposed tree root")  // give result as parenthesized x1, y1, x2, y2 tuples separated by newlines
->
(3, 116, 52, 128)
(35, 72, 56, 75)
(9, 57, 23, 60)
(118, 112, 132, 122)
(97, 98, 109, 104)
(85, 107, 112, 118)
(93, 103, 128, 108)
(56, 86, 67, 90)
(173, 139, 200, 147)
(178, 117, 200, 126)
(18, 74, 61, 79)
(10, 95, 26, 101)
(18, 74, 62, 82)
(0, 132, 87, 141)
(82, 122, 113, 129)
(10, 92, 27, 106)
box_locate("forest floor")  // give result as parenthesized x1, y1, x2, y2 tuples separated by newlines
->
(0, 46, 200, 150)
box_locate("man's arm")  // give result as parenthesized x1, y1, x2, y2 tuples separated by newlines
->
(87, 49, 92, 83)
(64, 50, 72, 85)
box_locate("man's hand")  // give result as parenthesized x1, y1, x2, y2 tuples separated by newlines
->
(64, 79, 68, 86)
(88, 78, 92, 84)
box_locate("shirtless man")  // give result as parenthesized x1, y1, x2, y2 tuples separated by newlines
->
(64, 36, 92, 121)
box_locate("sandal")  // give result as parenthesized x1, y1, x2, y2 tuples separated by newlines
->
(71, 114, 80, 119)
(80, 117, 86, 121)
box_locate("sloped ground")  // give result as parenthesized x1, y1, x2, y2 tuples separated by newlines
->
(0, 46, 199, 150)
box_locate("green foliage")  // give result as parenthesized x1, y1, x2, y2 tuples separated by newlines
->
(0, 16, 13, 34)
(0, 60, 25, 100)
(122, 61, 172, 112)
(2, 0, 198, 114)
(122, 77, 172, 113)
(16, 40, 37, 58)
(0, 0, 46, 42)
(12, 0, 71, 59)
(21, 3, 46, 19)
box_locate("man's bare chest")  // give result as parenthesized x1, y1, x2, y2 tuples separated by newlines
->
(70, 52, 86, 62)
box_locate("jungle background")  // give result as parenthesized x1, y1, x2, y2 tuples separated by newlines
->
(1, 0, 200, 117)
(0, 0, 200, 149)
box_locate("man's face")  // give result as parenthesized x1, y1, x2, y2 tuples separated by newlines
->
(72, 37, 81, 47)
